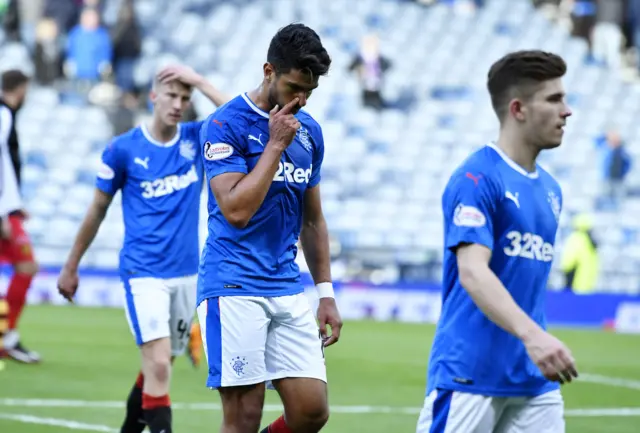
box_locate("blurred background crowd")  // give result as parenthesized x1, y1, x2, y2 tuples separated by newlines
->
(1, 0, 640, 295)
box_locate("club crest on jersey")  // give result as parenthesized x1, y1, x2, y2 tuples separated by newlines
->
(180, 140, 196, 161)
(230, 356, 248, 377)
(547, 191, 561, 222)
(298, 127, 312, 152)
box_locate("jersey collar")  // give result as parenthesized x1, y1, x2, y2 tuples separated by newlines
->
(486, 142, 539, 179)
(241, 93, 269, 119)
(141, 123, 181, 148)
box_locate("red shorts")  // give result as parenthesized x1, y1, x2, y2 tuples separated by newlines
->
(0, 215, 34, 264)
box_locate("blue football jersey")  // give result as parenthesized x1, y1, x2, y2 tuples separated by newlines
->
(197, 93, 324, 303)
(427, 142, 563, 398)
(96, 122, 204, 278)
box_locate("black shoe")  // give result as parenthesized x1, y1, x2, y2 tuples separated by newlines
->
(7, 341, 41, 364)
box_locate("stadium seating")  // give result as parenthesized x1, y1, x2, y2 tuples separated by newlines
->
(6, 0, 640, 292)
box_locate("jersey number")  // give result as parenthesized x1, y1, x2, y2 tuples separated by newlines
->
(177, 319, 189, 340)
(503, 231, 554, 262)
(141, 179, 167, 198)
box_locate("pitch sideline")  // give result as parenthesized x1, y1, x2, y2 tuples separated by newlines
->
(2, 373, 640, 432)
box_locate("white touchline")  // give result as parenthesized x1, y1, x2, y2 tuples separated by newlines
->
(2, 399, 640, 417)
(0, 413, 118, 432)
(0, 371, 638, 430)
(579, 373, 640, 391)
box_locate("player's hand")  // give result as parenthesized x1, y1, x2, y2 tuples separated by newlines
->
(317, 297, 343, 347)
(157, 64, 203, 87)
(267, 98, 300, 151)
(524, 329, 578, 384)
(57, 267, 79, 303)
(0, 218, 11, 239)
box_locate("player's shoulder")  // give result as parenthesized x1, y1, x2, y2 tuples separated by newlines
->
(296, 109, 321, 132)
(297, 109, 324, 153)
(448, 144, 502, 187)
(536, 164, 562, 196)
(535, 164, 559, 184)
(203, 94, 259, 138)
(108, 127, 144, 153)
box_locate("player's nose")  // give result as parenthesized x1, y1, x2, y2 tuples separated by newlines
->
(296, 92, 307, 107)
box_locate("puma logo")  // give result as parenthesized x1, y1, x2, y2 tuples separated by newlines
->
(505, 191, 520, 208)
(248, 134, 264, 147)
(134, 157, 149, 169)
(465, 172, 483, 186)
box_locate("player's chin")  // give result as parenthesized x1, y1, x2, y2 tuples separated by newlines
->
(165, 114, 182, 125)
(541, 133, 563, 149)
(542, 140, 562, 149)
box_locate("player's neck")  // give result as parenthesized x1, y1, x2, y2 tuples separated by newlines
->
(496, 133, 539, 174)
(148, 117, 178, 143)
(247, 85, 273, 112)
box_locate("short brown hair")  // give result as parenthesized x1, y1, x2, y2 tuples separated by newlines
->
(487, 50, 566, 121)
(1, 69, 29, 92)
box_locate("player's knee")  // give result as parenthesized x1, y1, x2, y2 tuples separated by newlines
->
(219, 385, 265, 432)
(236, 405, 263, 432)
(287, 398, 329, 431)
(302, 405, 330, 431)
(145, 354, 172, 384)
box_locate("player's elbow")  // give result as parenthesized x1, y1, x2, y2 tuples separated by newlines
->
(458, 260, 485, 293)
(302, 217, 321, 232)
(217, 198, 252, 228)
(456, 244, 492, 294)
(223, 210, 251, 229)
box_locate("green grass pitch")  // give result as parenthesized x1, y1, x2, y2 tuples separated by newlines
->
(1, 305, 639, 432)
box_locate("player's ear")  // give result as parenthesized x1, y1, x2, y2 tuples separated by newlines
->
(509, 99, 526, 121)
(263, 63, 275, 82)
(149, 89, 157, 104)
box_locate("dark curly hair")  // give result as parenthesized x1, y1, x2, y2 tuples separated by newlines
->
(487, 50, 567, 121)
(267, 23, 331, 78)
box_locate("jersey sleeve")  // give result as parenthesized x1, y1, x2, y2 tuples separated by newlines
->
(443, 170, 498, 251)
(308, 127, 324, 188)
(96, 140, 126, 195)
(200, 115, 248, 179)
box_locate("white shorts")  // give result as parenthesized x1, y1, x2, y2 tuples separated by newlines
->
(123, 275, 197, 356)
(416, 389, 565, 433)
(196, 293, 327, 389)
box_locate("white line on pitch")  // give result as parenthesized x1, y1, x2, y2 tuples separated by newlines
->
(2, 399, 640, 417)
(579, 373, 640, 391)
(0, 413, 118, 432)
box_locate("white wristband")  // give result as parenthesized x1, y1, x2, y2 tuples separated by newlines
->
(316, 282, 335, 299)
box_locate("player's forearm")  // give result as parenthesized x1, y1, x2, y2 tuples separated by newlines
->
(195, 78, 230, 107)
(64, 205, 108, 271)
(300, 215, 332, 284)
(223, 146, 283, 227)
(459, 264, 542, 341)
